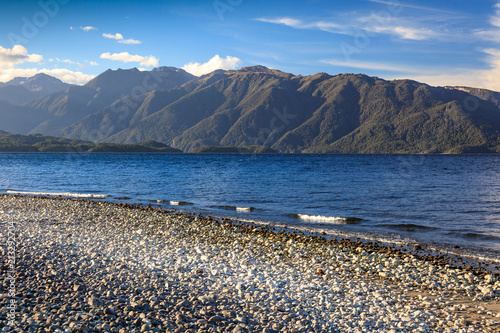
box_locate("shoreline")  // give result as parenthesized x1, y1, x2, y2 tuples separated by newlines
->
(4, 193, 500, 274)
(7, 190, 500, 267)
(1, 194, 499, 332)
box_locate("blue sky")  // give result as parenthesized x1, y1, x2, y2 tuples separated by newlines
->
(0, 0, 500, 91)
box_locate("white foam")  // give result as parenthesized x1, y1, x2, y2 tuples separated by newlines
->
(6, 190, 109, 199)
(170, 201, 181, 205)
(297, 214, 347, 223)
(236, 207, 253, 212)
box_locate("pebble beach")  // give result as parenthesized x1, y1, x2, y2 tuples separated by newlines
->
(1, 195, 499, 332)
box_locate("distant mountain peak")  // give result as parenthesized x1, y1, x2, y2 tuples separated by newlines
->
(85, 67, 195, 92)
(0, 73, 71, 105)
(153, 66, 187, 73)
(236, 65, 277, 73)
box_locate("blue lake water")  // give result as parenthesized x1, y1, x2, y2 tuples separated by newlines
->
(1, 153, 499, 260)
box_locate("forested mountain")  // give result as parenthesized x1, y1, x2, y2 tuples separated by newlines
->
(0, 66, 499, 153)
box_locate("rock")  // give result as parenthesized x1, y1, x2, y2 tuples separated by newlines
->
(130, 301, 142, 309)
(32, 313, 44, 321)
(198, 295, 215, 304)
(479, 285, 494, 296)
(209, 315, 223, 323)
(175, 313, 186, 322)
(88, 297, 100, 307)
(232, 324, 245, 333)
(104, 307, 117, 315)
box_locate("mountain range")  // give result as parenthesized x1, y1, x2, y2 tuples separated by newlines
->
(0, 66, 499, 153)
(0, 73, 72, 105)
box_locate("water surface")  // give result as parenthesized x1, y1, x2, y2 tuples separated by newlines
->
(1, 153, 499, 259)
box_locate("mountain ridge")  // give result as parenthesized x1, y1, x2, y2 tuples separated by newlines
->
(0, 66, 498, 154)
(0, 73, 72, 105)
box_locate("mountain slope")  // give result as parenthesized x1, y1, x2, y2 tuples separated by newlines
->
(2, 67, 196, 137)
(0, 85, 40, 106)
(71, 67, 499, 153)
(1, 66, 499, 154)
(0, 100, 50, 134)
(0, 73, 72, 105)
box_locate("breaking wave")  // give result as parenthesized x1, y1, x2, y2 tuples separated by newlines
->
(287, 213, 363, 224)
(6, 190, 109, 199)
(169, 201, 192, 206)
(214, 205, 255, 212)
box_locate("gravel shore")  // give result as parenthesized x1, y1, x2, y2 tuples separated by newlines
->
(1, 195, 499, 332)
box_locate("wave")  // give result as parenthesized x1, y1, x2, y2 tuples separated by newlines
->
(6, 190, 109, 199)
(236, 207, 254, 212)
(377, 223, 439, 231)
(447, 232, 500, 241)
(214, 205, 255, 212)
(169, 201, 192, 206)
(287, 213, 363, 224)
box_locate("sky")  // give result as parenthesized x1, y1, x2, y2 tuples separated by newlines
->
(0, 0, 500, 91)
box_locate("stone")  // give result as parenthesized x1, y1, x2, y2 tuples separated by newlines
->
(209, 315, 223, 323)
(88, 297, 100, 307)
(104, 307, 117, 315)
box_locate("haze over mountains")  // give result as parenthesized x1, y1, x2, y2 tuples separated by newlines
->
(0, 66, 499, 153)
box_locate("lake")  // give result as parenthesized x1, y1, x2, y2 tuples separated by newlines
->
(1, 153, 499, 260)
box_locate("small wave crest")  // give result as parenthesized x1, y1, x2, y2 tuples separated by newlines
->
(236, 207, 254, 212)
(214, 205, 255, 212)
(287, 213, 363, 224)
(7, 190, 109, 199)
(169, 201, 192, 206)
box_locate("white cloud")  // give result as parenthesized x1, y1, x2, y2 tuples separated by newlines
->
(103, 33, 124, 40)
(367, 0, 456, 14)
(256, 17, 303, 28)
(0, 67, 94, 85)
(491, 3, 500, 28)
(323, 57, 500, 91)
(71, 26, 98, 31)
(46, 57, 85, 68)
(82, 26, 98, 31)
(181, 54, 241, 76)
(404, 71, 490, 90)
(476, 3, 500, 42)
(256, 16, 437, 40)
(479, 49, 500, 91)
(103, 32, 141, 45)
(0, 45, 93, 85)
(62, 59, 78, 65)
(88, 61, 99, 66)
(364, 24, 437, 40)
(119, 39, 141, 45)
(322, 59, 415, 73)
(255, 17, 347, 35)
(462, 2, 500, 91)
(100, 52, 158, 67)
(0, 45, 42, 69)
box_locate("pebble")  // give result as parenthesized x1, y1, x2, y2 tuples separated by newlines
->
(0, 195, 498, 333)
